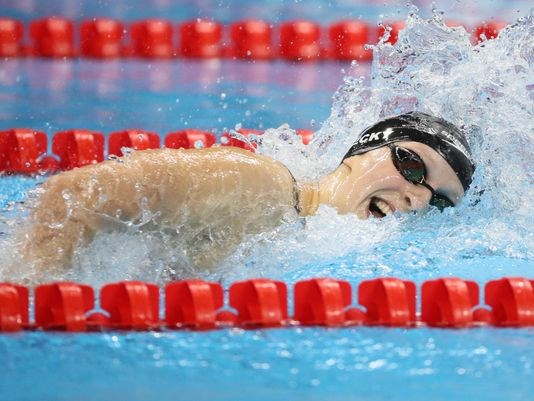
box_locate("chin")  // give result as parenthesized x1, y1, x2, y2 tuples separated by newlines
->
(355, 208, 369, 220)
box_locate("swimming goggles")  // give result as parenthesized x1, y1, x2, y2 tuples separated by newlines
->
(390, 145, 455, 210)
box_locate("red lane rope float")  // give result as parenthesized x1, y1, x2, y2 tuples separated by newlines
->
(0, 128, 311, 174)
(328, 20, 373, 61)
(130, 19, 174, 58)
(421, 278, 480, 328)
(0, 283, 28, 332)
(52, 129, 105, 170)
(108, 129, 160, 157)
(165, 129, 217, 150)
(228, 279, 288, 328)
(294, 278, 364, 326)
(80, 18, 124, 59)
(0, 129, 48, 174)
(0, 17, 509, 60)
(0, 18, 23, 57)
(0, 277, 533, 332)
(29, 17, 76, 58)
(280, 20, 322, 61)
(180, 19, 223, 58)
(165, 280, 224, 330)
(358, 278, 416, 327)
(100, 281, 160, 330)
(35, 282, 94, 331)
(230, 19, 273, 60)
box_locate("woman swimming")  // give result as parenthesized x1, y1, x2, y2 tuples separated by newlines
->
(19, 111, 474, 276)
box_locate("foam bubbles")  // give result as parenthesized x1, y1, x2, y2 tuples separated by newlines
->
(250, 11, 533, 284)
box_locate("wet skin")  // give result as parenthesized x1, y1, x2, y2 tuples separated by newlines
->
(298, 141, 465, 219)
(17, 142, 464, 280)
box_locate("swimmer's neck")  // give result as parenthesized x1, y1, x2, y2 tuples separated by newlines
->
(297, 163, 351, 216)
(297, 182, 320, 216)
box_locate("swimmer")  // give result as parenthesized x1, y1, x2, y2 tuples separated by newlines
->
(18, 111, 474, 277)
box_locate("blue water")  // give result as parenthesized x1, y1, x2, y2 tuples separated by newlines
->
(1, 1, 533, 401)
(0, 0, 532, 25)
(0, 59, 360, 136)
(0, 327, 532, 401)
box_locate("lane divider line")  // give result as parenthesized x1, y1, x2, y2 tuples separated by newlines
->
(0, 128, 309, 174)
(1, 277, 533, 332)
(0, 17, 508, 60)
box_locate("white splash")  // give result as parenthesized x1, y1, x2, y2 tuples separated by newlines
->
(247, 11, 533, 283)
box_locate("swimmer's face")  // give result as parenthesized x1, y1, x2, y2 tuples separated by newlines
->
(327, 141, 465, 219)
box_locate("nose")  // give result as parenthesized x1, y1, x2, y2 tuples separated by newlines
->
(403, 184, 433, 211)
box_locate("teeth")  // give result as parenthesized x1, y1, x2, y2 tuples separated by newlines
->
(375, 199, 392, 216)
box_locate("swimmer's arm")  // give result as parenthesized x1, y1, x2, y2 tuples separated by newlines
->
(21, 162, 145, 274)
(21, 147, 297, 275)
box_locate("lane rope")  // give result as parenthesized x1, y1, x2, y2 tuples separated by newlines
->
(0, 128, 309, 174)
(0, 17, 507, 61)
(1, 277, 533, 332)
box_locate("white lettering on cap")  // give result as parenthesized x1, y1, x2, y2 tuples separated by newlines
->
(368, 131, 382, 142)
(382, 128, 394, 140)
(358, 131, 384, 144)
(358, 133, 369, 144)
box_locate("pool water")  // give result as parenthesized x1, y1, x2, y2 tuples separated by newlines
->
(1, 327, 532, 401)
(0, 59, 357, 134)
(1, 1, 533, 400)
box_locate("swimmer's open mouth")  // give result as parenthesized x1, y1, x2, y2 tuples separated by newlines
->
(369, 197, 393, 218)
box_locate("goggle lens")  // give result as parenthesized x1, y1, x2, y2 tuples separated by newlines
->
(390, 145, 455, 210)
(391, 146, 426, 184)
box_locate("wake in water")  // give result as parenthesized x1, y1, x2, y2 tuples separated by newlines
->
(0, 10, 532, 286)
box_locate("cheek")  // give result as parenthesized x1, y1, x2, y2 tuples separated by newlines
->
(330, 174, 368, 214)
(360, 159, 407, 194)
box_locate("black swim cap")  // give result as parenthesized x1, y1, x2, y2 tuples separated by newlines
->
(342, 112, 475, 191)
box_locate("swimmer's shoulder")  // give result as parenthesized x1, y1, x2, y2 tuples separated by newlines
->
(132, 147, 294, 190)
(128, 146, 285, 169)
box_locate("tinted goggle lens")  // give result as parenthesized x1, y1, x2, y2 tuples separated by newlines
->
(391, 146, 425, 184)
(390, 145, 455, 210)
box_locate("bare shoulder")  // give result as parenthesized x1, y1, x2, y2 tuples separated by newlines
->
(129, 146, 279, 163)
(127, 146, 290, 173)
(41, 146, 292, 193)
